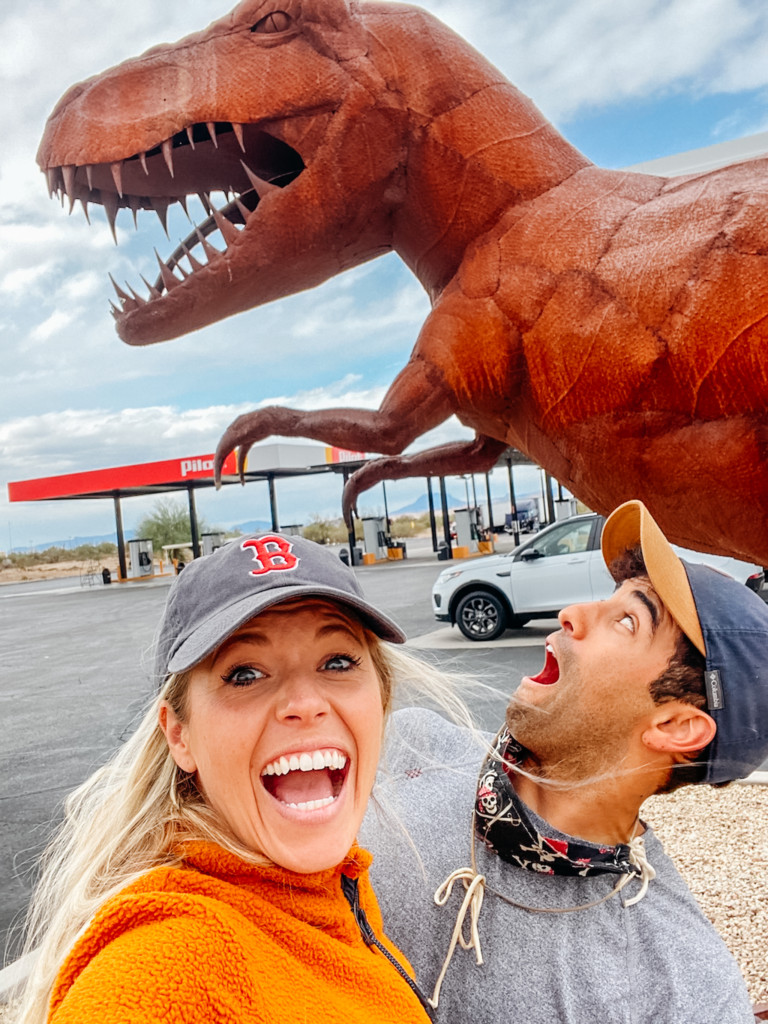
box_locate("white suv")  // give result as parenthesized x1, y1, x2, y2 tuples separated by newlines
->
(432, 513, 765, 641)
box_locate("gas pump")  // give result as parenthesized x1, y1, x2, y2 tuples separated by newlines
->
(362, 516, 390, 560)
(127, 538, 154, 579)
(454, 507, 482, 552)
(201, 532, 225, 556)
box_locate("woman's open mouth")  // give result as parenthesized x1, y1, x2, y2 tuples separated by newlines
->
(527, 643, 560, 685)
(260, 748, 349, 812)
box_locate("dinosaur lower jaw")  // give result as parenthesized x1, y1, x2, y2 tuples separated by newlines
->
(42, 121, 304, 327)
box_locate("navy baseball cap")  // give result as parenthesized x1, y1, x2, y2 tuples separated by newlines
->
(154, 533, 405, 684)
(602, 501, 768, 784)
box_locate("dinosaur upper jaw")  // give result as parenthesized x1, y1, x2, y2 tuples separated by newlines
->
(40, 112, 318, 343)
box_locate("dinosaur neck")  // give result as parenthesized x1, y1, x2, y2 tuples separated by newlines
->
(373, 10, 592, 298)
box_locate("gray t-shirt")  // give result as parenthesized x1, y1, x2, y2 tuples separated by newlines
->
(361, 708, 755, 1024)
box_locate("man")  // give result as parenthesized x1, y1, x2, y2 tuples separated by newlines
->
(361, 500, 768, 1024)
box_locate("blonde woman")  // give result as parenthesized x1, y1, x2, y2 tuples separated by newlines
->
(15, 533, 446, 1024)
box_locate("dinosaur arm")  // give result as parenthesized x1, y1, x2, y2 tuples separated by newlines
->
(341, 434, 509, 523)
(213, 357, 456, 483)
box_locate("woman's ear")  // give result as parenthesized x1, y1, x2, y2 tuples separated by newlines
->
(158, 701, 197, 772)
(642, 703, 716, 755)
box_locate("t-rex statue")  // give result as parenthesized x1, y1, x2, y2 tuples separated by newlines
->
(37, 0, 768, 563)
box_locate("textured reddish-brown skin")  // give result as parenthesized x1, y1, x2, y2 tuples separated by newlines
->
(37, 0, 768, 562)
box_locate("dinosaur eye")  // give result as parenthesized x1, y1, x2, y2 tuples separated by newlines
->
(251, 11, 292, 33)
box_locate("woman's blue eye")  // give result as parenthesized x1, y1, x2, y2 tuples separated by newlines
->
(324, 654, 360, 672)
(223, 665, 264, 686)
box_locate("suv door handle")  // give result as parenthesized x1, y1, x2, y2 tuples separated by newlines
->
(566, 557, 586, 564)
(495, 570, 511, 577)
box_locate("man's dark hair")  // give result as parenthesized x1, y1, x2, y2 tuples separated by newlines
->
(609, 546, 708, 791)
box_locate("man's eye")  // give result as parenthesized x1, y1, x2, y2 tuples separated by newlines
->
(223, 665, 264, 686)
(619, 614, 635, 633)
(323, 654, 361, 672)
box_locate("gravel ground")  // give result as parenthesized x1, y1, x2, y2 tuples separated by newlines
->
(644, 781, 768, 1007)
(2, 783, 766, 1020)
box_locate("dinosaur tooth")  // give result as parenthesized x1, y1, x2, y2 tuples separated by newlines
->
(181, 242, 205, 273)
(109, 300, 121, 318)
(61, 164, 76, 198)
(110, 162, 124, 197)
(240, 160, 279, 199)
(140, 273, 162, 300)
(126, 284, 147, 306)
(149, 197, 171, 239)
(211, 205, 239, 246)
(234, 197, 251, 223)
(85, 164, 94, 191)
(206, 122, 219, 148)
(185, 125, 196, 150)
(79, 198, 91, 224)
(108, 274, 131, 302)
(154, 249, 181, 291)
(195, 226, 221, 261)
(231, 123, 246, 152)
(139, 151, 149, 176)
(178, 195, 192, 222)
(44, 168, 57, 198)
(161, 139, 175, 178)
(128, 196, 141, 229)
(198, 192, 212, 215)
(102, 191, 120, 244)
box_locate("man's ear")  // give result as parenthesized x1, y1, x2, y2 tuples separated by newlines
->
(158, 701, 197, 772)
(642, 703, 716, 755)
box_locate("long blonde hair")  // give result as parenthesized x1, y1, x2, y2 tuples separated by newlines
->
(13, 631, 479, 1024)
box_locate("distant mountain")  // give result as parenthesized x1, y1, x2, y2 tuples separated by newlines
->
(392, 491, 467, 515)
(228, 519, 274, 534)
(25, 531, 131, 552)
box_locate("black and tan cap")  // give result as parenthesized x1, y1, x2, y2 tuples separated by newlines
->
(602, 500, 768, 784)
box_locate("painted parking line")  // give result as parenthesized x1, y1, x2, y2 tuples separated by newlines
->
(406, 625, 556, 650)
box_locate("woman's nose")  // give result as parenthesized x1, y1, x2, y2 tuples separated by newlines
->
(275, 678, 331, 723)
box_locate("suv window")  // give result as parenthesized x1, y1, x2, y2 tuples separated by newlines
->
(532, 520, 593, 557)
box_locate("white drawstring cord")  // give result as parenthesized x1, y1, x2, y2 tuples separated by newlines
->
(427, 823, 656, 1008)
(617, 833, 656, 906)
(427, 868, 486, 1009)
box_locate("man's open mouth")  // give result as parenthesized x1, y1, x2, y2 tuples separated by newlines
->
(528, 643, 560, 685)
(260, 748, 348, 811)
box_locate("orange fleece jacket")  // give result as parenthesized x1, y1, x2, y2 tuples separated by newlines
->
(48, 841, 430, 1024)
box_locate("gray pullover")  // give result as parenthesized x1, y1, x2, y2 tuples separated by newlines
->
(361, 707, 755, 1024)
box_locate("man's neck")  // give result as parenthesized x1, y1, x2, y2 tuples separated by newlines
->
(512, 769, 649, 846)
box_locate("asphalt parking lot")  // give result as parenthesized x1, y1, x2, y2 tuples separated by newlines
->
(0, 538, 553, 959)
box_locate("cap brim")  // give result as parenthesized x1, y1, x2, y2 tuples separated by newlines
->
(166, 585, 407, 674)
(601, 500, 706, 656)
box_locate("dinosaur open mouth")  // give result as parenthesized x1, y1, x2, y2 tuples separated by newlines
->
(43, 121, 304, 318)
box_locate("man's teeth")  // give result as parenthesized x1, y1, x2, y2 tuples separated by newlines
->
(261, 749, 347, 777)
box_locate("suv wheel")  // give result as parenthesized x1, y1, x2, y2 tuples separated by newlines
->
(455, 591, 508, 641)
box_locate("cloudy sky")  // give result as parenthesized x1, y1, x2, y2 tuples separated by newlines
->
(3, 0, 768, 548)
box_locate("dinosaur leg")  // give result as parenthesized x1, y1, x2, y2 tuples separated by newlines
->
(213, 359, 456, 484)
(341, 434, 509, 523)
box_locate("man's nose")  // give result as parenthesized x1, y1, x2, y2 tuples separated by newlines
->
(275, 677, 331, 723)
(558, 601, 596, 639)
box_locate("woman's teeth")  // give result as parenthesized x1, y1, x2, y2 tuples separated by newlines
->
(284, 795, 336, 811)
(261, 749, 347, 776)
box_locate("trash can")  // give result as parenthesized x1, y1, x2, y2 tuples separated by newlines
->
(339, 548, 350, 566)
(437, 541, 451, 561)
(101, 568, 112, 585)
